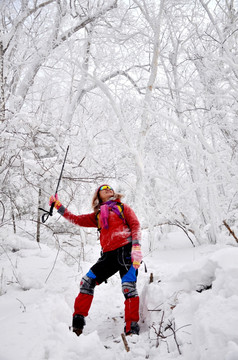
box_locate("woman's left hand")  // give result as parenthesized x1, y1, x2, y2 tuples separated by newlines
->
(131, 244, 143, 269)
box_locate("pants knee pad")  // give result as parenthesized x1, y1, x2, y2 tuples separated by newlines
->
(80, 275, 96, 296)
(122, 281, 138, 299)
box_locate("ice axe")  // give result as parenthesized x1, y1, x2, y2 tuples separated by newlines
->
(39, 145, 69, 223)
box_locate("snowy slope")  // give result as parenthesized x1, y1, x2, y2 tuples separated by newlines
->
(1, 226, 238, 360)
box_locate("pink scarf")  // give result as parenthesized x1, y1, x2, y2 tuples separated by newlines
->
(100, 200, 124, 229)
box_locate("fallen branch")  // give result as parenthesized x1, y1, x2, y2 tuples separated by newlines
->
(121, 333, 130, 352)
(223, 220, 238, 243)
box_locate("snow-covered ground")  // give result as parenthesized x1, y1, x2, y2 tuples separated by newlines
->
(1, 224, 238, 360)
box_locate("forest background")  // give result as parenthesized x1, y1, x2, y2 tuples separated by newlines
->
(1, 0, 238, 249)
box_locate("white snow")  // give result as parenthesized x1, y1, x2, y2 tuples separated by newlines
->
(1, 226, 238, 360)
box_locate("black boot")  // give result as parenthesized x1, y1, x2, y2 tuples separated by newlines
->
(124, 321, 140, 335)
(72, 314, 85, 336)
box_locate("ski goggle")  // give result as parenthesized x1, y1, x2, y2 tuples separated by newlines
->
(99, 185, 113, 191)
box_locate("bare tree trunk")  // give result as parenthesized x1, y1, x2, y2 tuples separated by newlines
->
(135, 0, 165, 191)
(9, 192, 16, 234)
(133, 0, 165, 251)
(0, 38, 5, 122)
(36, 188, 41, 243)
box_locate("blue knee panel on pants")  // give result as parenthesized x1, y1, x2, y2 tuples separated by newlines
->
(86, 269, 97, 279)
(121, 265, 137, 283)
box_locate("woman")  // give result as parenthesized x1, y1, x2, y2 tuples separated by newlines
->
(49, 184, 142, 336)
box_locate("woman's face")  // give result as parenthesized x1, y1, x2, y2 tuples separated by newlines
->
(98, 185, 114, 203)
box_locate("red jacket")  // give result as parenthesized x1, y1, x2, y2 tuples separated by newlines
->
(61, 203, 141, 252)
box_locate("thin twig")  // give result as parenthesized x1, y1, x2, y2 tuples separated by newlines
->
(16, 298, 26, 312)
(0, 200, 5, 222)
(165, 320, 182, 355)
(157, 311, 165, 347)
(223, 220, 238, 243)
(0, 244, 20, 284)
(45, 246, 60, 283)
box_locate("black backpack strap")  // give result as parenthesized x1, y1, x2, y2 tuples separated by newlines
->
(95, 210, 101, 232)
(117, 202, 124, 221)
